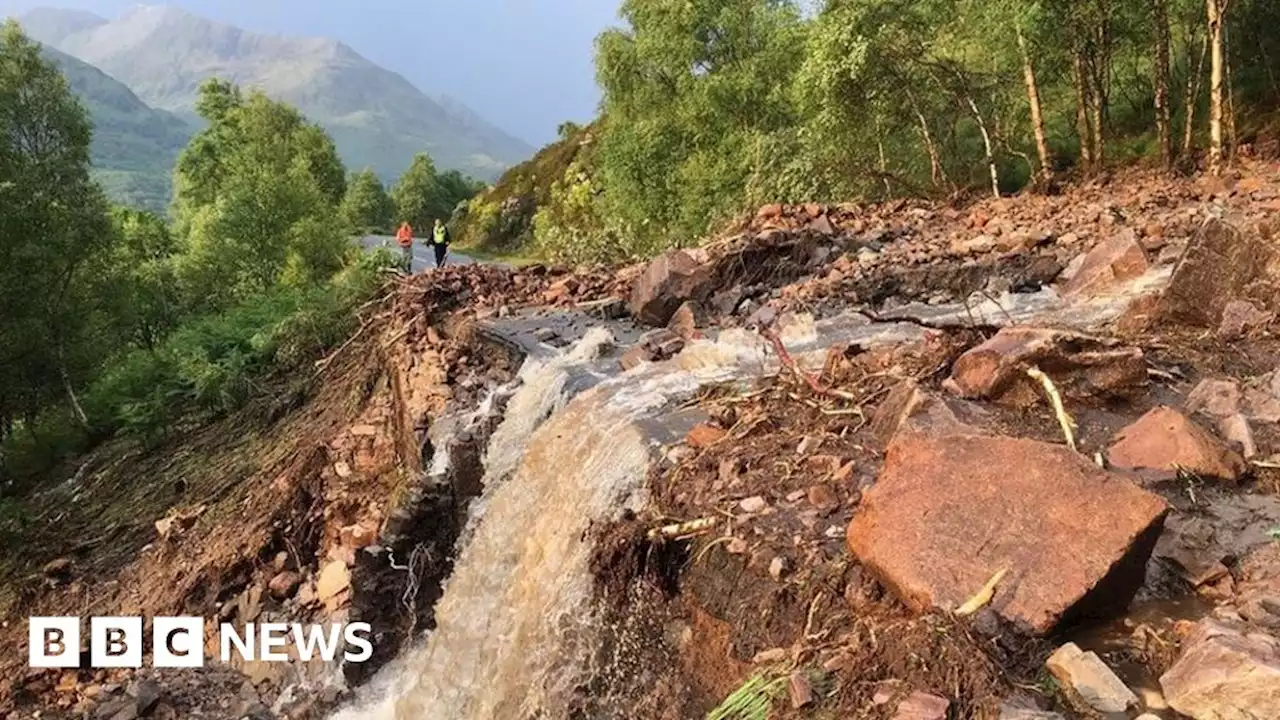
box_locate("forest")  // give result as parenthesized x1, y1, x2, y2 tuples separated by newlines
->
(0, 20, 479, 485)
(463, 0, 1280, 264)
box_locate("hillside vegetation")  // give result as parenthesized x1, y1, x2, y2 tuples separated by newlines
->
(460, 0, 1280, 266)
(19, 5, 532, 185)
(0, 21, 482, 486)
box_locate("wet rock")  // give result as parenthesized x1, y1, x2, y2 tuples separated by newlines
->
(1218, 300, 1274, 339)
(1158, 216, 1280, 327)
(848, 430, 1168, 635)
(667, 301, 707, 341)
(1046, 642, 1139, 714)
(629, 249, 715, 326)
(686, 423, 727, 449)
(620, 345, 654, 371)
(892, 691, 950, 720)
(1108, 407, 1246, 483)
(945, 327, 1147, 407)
(1160, 619, 1280, 720)
(267, 571, 302, 600)
(1059, 229, 1149, 298)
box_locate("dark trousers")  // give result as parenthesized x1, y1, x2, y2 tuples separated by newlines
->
(433, 244, 448, 268)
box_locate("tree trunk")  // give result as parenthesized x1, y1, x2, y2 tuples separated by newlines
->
(877, 137, 892, 196)
(966, 95, 1001, 198)
(57, 346, 88, 429)
(1073, 51, 1095, 172)
(1207, 0, 1226, 175)
(906, 88, 947, 190)
(1017, 26, 1053, 182)
(1154, 0, 1173, 168)
(1183, 29, 1210, 155)
(1225, 18, 1237, 162)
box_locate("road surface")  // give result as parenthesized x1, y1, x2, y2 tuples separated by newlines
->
(358, 235, 479, 273)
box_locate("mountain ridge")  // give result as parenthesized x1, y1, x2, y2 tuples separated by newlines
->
(20, 4, 533, 183)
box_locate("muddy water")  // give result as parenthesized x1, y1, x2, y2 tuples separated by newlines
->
(331, 269, 1177, 719)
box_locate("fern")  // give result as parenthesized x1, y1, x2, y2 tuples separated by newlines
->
(707, 673, 789, 720)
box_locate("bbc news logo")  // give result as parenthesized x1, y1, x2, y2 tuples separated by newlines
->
(29, 617, 373, 668)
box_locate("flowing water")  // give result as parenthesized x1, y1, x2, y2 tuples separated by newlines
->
(331, 270, 1176, 719)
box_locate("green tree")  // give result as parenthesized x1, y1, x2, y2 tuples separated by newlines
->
(340, 168, 394, 234)
(99, 207, 183, 350)
(171, 79, 350, 311)
(0, 20, 114, 442)
(392, 153, 450, 229)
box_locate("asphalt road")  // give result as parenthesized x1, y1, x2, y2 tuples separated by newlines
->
(358, 235, 478, 273)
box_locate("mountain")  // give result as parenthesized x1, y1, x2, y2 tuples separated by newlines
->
(20, 5, 534, 183)
(39, 44, 193, 212)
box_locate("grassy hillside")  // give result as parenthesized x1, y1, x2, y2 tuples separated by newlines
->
(23, 5, 532, 183)
(41, 45, 192, 212)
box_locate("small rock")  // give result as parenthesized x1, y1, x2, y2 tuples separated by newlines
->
(1160, 618, 1280, 720)
(533, 327, 560, 343)
(1220, 413, 1259, 459)
(132, 680, 161, 715)
(41, 558, 73, 578)
(316, 560, 350, 606)
(666, 301, 706, 341)
(1219, 299, 1274, 339)
(739, 496, 768, 514)
(686, 423, 726, 448)
(727, 538, 749, 555)
(332, 461, 352, 479)
(1046, 642, 1138, 714)
(769, 556, 788, 580)
(1059, 229, 1149, 298)
(788, 672, 814, 709)
(1108, 406, 1246, 483)
(1187, 379, 1243, 419)
(893, 691, 950, 720)
(807, 485, 839, 514)
(951, 234, 996, 256)
(752, 648, 788, 664)
(267, 571, 302, 600)
(620, 345, 653, 371)
(998, 705, 1065, 719)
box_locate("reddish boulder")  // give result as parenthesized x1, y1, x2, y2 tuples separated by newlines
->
(1108, 407, 1246, 483)
(629, 250, 715, 327)
(848, 430, 1168, 635)
(946, 328, 1147, 407)
(267, 571, 302, 600)
(1060, 230, 1150, 298)
(1235, 543, 1280, 630)
(892, 692, 950, 720)
(1160, 619, 1280, 720)
(1158, 216, 1280, 328)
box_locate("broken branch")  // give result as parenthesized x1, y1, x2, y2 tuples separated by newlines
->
(648, 517, 717, 542)
(1026, 366, 1078, 452)
(759, 324, 856, 401)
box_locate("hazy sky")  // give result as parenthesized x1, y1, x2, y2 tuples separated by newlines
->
(0, 0, 622, 146)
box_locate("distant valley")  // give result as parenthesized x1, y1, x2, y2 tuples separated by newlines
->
(16, 5, 533, 211)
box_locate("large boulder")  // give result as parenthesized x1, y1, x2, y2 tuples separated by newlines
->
(847, 428, 1168, 635)
(1059, 230, 1150, 298)
(1108, 407, 1247, 483)
(629, 250, 716, 327)
(1158, 216, 1280, 328)
(1160, 619, 1280, 720)
(945, 327, 1147, 407)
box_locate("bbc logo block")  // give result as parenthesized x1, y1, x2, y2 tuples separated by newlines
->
(29, 617, 373, 668)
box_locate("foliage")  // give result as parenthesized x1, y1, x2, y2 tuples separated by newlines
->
(706, 672, 788, 720)
(0, 19, 114, 452)
(390, 153, 484, 232)
(340, 168, 395, 235)
(172, 79, 351, 313)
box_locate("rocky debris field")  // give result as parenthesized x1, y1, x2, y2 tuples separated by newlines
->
(6, 161, 1280, 719)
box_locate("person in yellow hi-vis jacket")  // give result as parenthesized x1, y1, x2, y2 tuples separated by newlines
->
(431, 218, 452, 268)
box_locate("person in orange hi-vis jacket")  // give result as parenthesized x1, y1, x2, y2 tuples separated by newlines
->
(395, 222, 414, 273)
